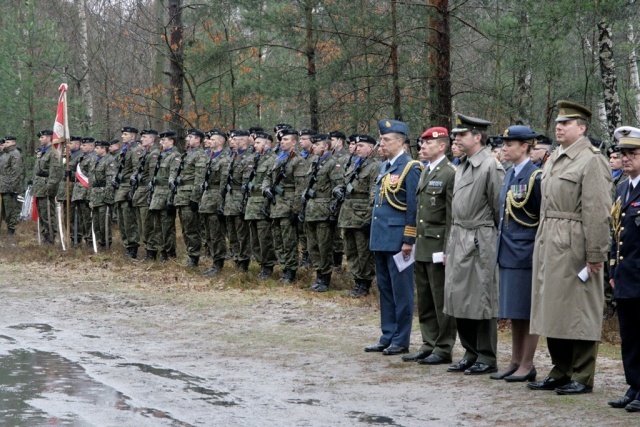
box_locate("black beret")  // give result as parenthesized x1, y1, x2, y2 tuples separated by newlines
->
(254, 131, 273, 142)
(81, 137, 95, 143)
(206, 129, 227, 139)
(273, 123, 292, 133)
(277, 128, 298, 140)
(607, 145, 620, 156)
(109, 138, 121, 145)
(299, 128, 317, 137)
(354, 134, 376, 144)
(329, 131, 346, 140)
(311, 133, 331, 143)
(37, 130, 53, 137)
(95, 140, 110, 148)
(69, 135, 82, 142)
(159, 130, 177, 139)
(140, 129, 158, 136)
(249, 126, 264, 134)
(347, 134, 358, 143)
(3, 135, 17, 142)
(229, 129, 250, 138)
(535, 134, 553, 146)
(187, 128, 205, 139)
(121, 126, 139, 134)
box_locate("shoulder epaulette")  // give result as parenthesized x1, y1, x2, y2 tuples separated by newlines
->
(590, 146, 600, 154)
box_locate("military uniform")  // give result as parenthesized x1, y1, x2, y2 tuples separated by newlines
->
(173, 142, 207, 265)
(330, 144, 351, 267)
(262, 141, 309, 282)
(89, 143, 115, 248)
(33, 140, 62, 244)
(0, 142, 25, 233)
(336, 138, 378, 296)
(303, 139, 344, 292)
(56, 144, 82, 237)
(148, 145, 181, 262)
(70, 143, 95, 245)
(113, 139, 142, 257)
(223, 147, 253, 270)
(244, 148, 277, 278)
(199, 146, 230, 275)
(133, 142, 161, 259)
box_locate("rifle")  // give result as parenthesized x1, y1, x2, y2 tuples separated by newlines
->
(240, 153, 261, 214)
(129, 150, 148, 201)
(200, 152, 214, 195)
(168, 151, 188, 208)
(111, 146, 128, 189)
(147, 152, 163, 206)
(261, 150, 295, 219)
(299, 155, 321, 223)
(73, 205, 78, 246)
(329, 142, 379, 222)
(218, 151, 238, 216)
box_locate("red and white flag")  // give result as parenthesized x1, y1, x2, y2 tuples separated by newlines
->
(76, 163, 89, 188)
(52, 83, 69, 156)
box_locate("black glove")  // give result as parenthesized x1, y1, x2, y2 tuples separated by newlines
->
(189, 200, 199, 212)
(147, 182, 154, 191)
(111, 179, 119, 189)
(126, 192, 133, 206)
(129, 176, 137, 187)
(263, 187, 276, 204)
(27, 180, 33, 186)
(361, 222, 371, 235)
(175, 176, 182, 185)
(332, 185, 346, 202)
(85, 200, 91, 207)
(289, 213, 299, 225)
(216, 207, 225, 218)
(64, 169, 72, 178)
(241, 183, 249, 195)
(169, 180, 176, 192)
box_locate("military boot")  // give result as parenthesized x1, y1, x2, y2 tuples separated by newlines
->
(236, 259, 249, 271)
(160, 250, 169, 264)
(258, 266, 273, 280)
(186, 256, 199, 267)
(144, 250, 157, 261)
(333, 252, 344, 270)
(300, 251, 312, 268)
(126, 247, 138, 259)
(314, 273, 331, 292)
(203, 260, 224, 277)
(6, 229, 15, 235)
(309, 271, 323, 291)
(349, 279, 371, 298)
(280, 269, 296, 284)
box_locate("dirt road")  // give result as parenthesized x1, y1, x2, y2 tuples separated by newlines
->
(0, 238, 636, 426)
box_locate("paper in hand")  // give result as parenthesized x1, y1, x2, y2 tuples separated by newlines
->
(393, 245, 415, 272)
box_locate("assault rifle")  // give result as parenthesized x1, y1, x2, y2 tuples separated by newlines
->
(168, 151, 188, 208)
(261, 150, 295, 219)
(200, 152, 214, 194)
(218, 151, 237, 216)
(129, 150, 149, 201)
(240, 153, 261, 214)
(111, 145, 128, 189)
(298, 156, 321, 223)
(146, 152, 163, 206)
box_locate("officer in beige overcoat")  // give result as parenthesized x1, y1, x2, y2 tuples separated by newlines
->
(528, 101, 612, 395)
(444, 115, 504, 375)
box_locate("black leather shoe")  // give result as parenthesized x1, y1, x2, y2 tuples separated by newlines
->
(527, 376, 569, 391)
(382, 345, 409, 356)
(464, 362, 498, 375)
(364, 342, 389, 352)
(447, 359, 474, 372)
(625, 399, 640, 412)
(402, 350, 431, 362)
(555, 380, 592, 395)
(490, 366, 518, 380)
(418, 353, 452, 365)
(608, 396, 633, 408)
(504, 367, 537, 383)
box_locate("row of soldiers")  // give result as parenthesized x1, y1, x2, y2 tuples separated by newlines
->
(0, 125, 382, 296)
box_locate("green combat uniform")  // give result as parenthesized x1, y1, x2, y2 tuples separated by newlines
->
(172, 143, 207, 266)
(56, 146, 82, 238)
(243, 148, 277, 278)
(89, 144, 115, 248)
(222, 147, 252, 270)
(133, 142, 161, 260)
(335, 136, 379, 297)
(0, 143, 25, 234)
(33, 141, 62, 244)
(329, 143, 350, 268)
(199, 146, 230, 276)
(303, 143, 344, 292)
(113, 141, 142, 257)
(262, 142, 308, 283)
(148, 145, 181, 262)
(70, 144, 93, 245)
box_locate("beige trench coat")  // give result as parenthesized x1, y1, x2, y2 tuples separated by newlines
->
(444, 147, 504, 319)
(530, 137, 612, 341)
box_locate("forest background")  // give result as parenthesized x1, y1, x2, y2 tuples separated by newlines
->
(2, 0, 639, 163)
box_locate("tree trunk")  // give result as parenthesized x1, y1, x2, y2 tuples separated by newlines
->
(152, 0, 165, 131)
(427, 0, 451, 130)
(168, 0, 184, 149)
(223, 23, 236, 129)
(514, 8, 531, 123)
(74, 0, 94, 131)
(304, 0, 318, 129)
(628, 22, 640, 122)
(391, 0, 402, 121)
(597, 19, 622, 138)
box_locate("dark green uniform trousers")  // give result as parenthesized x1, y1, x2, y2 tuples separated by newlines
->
(272, 217, 299, 271)
(178, 206, 201, 257)
(148, 208, 176, 255)
(455, 317, 497, 367)
(415, 261, 457, 359)
(91, 205, 112, 247)
(306, 221, 334, 275)
(547, 338, 598, 387)
(249, 219, 277, 268)
(36, 196, 57, 242)
(1, 193, 21, 232)
(203, 213, 227, 265)
(116, 200, 139, 249)
(135, 205, 150, 249)
(343, 228, 375, 281)
(226, 215, 250, 263)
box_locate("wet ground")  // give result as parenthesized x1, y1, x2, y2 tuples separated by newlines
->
(0, 260, 638, 426)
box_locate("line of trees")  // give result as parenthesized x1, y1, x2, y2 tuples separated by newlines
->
(2, 0, 640, 155)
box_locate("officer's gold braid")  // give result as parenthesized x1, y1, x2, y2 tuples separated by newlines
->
(505, 169, 542, 227)
(380, 160, 424, 211)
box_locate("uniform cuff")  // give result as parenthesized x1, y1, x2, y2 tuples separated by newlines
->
(404, 225, 416, 238)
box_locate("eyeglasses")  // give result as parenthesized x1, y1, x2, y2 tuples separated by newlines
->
(621, 150, 640, 158)
(379, 136, 402, 144)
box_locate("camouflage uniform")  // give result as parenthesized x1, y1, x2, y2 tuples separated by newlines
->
(148, 147, 181, 261)
(132, 143, 161, 259)
(89, 152, 115, 248)
(0, 145, 25, 233)
(330, 147, 351, 267)
(173, 146, 207, 264)
(244, 151, 277, 278)
(113, 142, 142, 257)
(298, 149, 314, 266)
(55, 148, 82, 235)
(223, 149, 253, 270)
(70, 149, 94, 245)
(199, 147, 230, 275)
(337, 156, 379, 295)
(33, 145, 62, 243)
(262, 150, 308, 282)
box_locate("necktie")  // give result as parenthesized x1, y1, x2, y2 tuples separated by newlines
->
(627, 182, 634, 203)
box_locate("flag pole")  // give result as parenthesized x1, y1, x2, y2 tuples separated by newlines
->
(62, 84, 71, 249)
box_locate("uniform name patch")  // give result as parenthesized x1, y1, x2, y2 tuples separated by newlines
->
(428, 181, 443, 187)
(632, 202, 640, 207)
